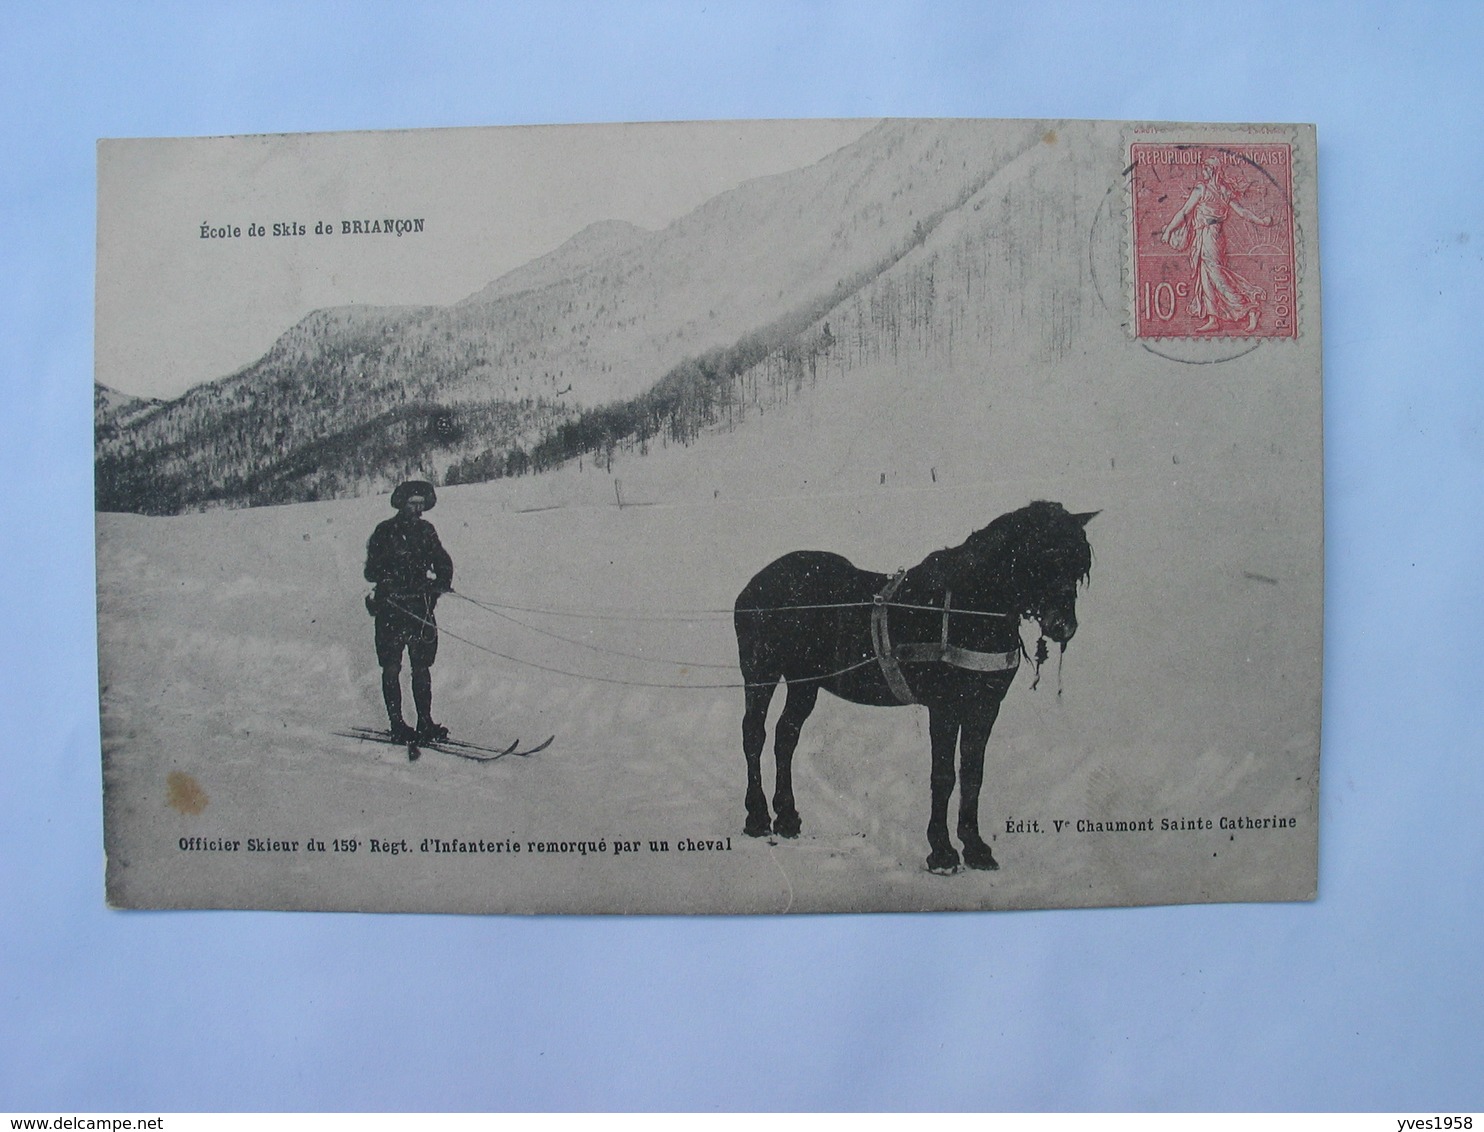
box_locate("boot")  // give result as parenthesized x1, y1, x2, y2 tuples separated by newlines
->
(381, 666, 408, 735)
(411, 667, 446, 742)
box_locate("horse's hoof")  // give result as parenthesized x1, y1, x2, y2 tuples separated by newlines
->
(963, 846, 999, 871)
(744, 816, 772, 838)
(772, 812, 801, 838)
(926, 848, 960, 875)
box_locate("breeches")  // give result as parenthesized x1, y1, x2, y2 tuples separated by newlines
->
(374, 596, 439, 669)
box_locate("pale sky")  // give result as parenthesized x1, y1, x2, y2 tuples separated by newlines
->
(95, 119, 876, 401)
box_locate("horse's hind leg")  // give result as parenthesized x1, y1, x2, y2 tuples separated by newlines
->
(770, 681, 819, 838)
(741, 682, 777, 837)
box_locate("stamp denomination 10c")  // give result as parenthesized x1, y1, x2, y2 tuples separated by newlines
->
(1130, 142, 1297, 339)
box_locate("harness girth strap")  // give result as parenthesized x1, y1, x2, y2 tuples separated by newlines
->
(870, 570, 917, 705)
(894, 641, 1022, 672)
(871, 575, 1021, 706)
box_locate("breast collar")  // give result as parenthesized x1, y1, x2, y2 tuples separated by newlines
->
(870, 569, 1020, 706)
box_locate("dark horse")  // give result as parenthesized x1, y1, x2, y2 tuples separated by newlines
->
(733, 500, 1095, 874)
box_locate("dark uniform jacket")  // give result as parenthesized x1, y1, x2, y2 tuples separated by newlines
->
(364, 514, 453, 600)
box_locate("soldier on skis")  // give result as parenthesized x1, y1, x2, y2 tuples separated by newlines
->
(364, 480, 453, 743)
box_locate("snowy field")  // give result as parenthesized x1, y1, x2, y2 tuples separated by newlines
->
(97, 322, 1322, 914)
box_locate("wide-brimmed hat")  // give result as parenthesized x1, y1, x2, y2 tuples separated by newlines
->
(390, 480, 437, 510)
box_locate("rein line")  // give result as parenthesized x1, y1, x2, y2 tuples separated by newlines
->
(373, 569, 1027, 691)
(461, 595, 739, 670)
(384, 596, 879, 691)
(447, 589, 1014, 622)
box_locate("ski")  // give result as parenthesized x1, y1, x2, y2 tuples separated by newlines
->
(341, 726, 519, 757)
(435, 735, 523, 757)
(336, 727, 528, 763)
(443, 734, 552, 759)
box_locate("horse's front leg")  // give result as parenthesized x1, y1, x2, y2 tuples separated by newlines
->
(957, 703, 1002, 871)
(925, 707, 961, 873)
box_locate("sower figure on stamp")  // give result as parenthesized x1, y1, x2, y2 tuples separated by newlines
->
(364, 480, 454, 743)
(1159, 154, 1276, 332)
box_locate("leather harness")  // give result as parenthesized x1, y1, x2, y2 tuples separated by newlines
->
(869, 569, 1020, 705)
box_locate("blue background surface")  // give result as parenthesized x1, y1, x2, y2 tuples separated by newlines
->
(2, 1, 1481, 1111)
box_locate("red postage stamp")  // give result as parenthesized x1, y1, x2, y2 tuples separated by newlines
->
(1130, 142, 1297, 339)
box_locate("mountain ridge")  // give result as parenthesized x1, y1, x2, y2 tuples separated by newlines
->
(96, 119, 1050, 513)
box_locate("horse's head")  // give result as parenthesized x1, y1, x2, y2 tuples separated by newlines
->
(961, 501, 1096, 646)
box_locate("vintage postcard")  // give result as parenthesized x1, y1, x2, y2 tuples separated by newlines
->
(95, 118, 1322, 913)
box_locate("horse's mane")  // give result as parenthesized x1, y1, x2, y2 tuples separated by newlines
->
(919, 500, 1093, 594)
